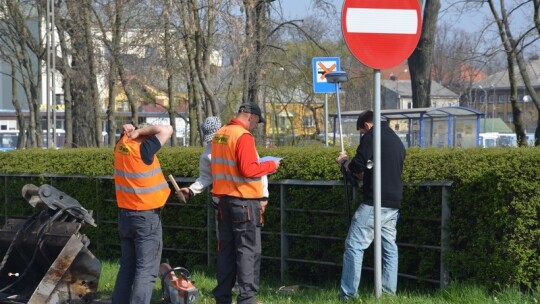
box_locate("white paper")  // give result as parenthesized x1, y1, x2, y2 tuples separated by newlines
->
(259, 156, 282, 162)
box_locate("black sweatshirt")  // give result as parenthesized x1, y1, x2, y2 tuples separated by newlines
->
(347, 121, 406, 209)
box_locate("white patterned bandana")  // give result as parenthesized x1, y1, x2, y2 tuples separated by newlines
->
(201, 116, 222, 143)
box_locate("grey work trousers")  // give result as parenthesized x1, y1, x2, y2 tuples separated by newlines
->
(112, 208, 162, 304)
(212, 196, 263, 304)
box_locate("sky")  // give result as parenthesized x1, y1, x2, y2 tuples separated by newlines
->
(281, 0, 535, 36)
(280, 0, 538, 57)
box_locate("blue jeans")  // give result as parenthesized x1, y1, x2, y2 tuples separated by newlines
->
(112, 209, 162, 304)
(340, 204, 399, 300)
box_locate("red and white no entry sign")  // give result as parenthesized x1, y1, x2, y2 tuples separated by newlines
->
(342, 0, 422, 69)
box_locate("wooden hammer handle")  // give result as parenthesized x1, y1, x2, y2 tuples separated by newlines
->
(168, 175, 181, 191)
(168, 175, 186, 203)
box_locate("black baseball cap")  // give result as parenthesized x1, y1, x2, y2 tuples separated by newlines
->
(238, 102, 265, 123)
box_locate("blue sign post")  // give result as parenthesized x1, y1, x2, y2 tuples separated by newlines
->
(312, 57, 340, 93)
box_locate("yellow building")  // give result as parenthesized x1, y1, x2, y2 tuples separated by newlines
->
(264, 101, 326, 146)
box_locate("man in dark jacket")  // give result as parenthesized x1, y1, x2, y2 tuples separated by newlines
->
(336, 110, 405, 300)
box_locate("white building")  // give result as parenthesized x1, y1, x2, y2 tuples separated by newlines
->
(382, 79, 459, 110)
(0, 8, 222, 139)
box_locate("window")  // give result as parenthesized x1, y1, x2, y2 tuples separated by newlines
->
(117, 101, 129, 112)
(498, 95, 505, 103)
(55, 119, 64, 130)
(278, 117, 291, 130)
(3, 120, 17, 130)
(507, 113, 513, 122)
(55, 94, 64, 106)
(488, 95, 494, 103)
(302, 115, 314, 128)
(518, 94, 524, 102)
(145, 45, 157, 58)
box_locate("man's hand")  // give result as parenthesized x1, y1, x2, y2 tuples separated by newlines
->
(174, 190, 186, 203)
(273, 160, 280, 173)
(336, 151, 349, 171)
(260, 200, 268, 213)
(122, 124, 135, 133)
(336, 151, 348, 164)
(179, 187, 192, 200)
(122, 123, 139, 139)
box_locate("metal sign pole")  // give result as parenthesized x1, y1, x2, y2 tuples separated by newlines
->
(373, 69, 382, 298)
(46, 0, 51, 149)
(324, 93, 328, 147)
(51, 0, 56, 148)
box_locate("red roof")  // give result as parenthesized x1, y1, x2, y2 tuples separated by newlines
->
(381, 62, 410, 80)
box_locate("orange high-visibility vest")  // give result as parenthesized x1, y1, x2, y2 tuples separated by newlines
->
(114, 136, 171, 210)
(211, 124, 263, 199)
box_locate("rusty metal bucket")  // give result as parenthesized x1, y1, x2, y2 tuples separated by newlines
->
(0, 184, 101, 303)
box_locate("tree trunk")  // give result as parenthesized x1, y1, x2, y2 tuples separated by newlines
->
(180, 0, 203, 145)
(188, 0, 219, 117)
(84, 4, 102, 147)
(55, 4, 74, 148)
(10, 61, 26, 149)
(66, 0, 100, 147)
(163, 0, 178, 146)
(409, 0, 440, 108)
(106, 59, 118, 147)
(3, 1, 44, 148)
(106, 0, 123, 147)
(533, 0, 540, 146)
(486, 0, 528, 146)
(242, 0, 273, 143)
(508, 55, 527, 146)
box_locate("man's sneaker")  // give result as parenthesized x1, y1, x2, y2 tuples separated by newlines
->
(339, 294, 353, 302)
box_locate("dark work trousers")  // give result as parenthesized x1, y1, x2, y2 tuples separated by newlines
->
(112, 208, 163, 304)
(212, 196, 263, 304)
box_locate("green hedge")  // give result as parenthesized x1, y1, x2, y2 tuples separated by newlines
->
(0, 146, 538, 290)
(403, 147, 540, 289)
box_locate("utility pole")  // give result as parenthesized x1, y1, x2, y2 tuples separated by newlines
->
(479, 85, 488, 132)
(46, 0, 56, 148)
(492, 105, 496, 131)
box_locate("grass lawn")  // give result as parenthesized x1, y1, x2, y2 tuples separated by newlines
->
(97, 261, 539, 303)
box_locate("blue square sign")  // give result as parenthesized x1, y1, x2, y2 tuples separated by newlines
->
(312, 57, 340, 93)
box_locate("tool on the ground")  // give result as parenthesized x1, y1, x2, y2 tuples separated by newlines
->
(0, 184, 101, 303)
(159, 263, 199, 304)
(277, 285, 300, 294)
(168, 174, 186, 203)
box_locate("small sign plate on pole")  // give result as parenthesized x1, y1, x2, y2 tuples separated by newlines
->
(312, 57, 341, 94)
